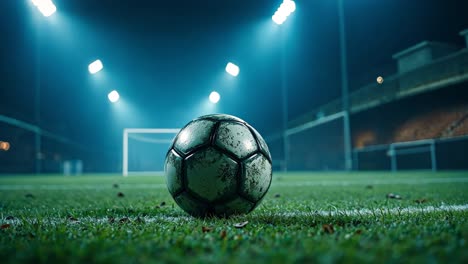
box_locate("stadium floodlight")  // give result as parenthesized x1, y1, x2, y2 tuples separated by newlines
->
(88, 60, 103, 74)
(31, 0, 57, 17)
(108, 90, 120, 103)
(225, 62, 240, 77)
(272, 0, 296, 25)
(209, 91, 220, 104)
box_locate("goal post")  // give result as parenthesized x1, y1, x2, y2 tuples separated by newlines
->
(354, 138, 438, 171)
(388, 139, 437, 172)
(122, 128, 180, 176)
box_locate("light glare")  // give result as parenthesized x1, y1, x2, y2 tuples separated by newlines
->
(225, 62, 240, 77)
(272, 14, 286, 25)
(284, 0, 296, 13)
(278, 3, 292, 17)
(272, 0, 295, 25)
(108, 90, 120, 103)
(31, 0, 56, 17)
(178, 130, 189, 144)
(209, 91, 220, 104)
(88, 60, 103, 74)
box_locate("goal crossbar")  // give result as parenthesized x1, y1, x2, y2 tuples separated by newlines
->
(286, 111, 346, 136)
(124, 128, 180, 134)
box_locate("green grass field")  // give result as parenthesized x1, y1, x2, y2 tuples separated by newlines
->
(1, 171, 467, 263)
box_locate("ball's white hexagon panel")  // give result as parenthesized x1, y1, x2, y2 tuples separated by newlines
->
(248, 125, 271, 161)
(164, 150, 184, 196)
(214, 196, 254, 216)
(174, 192, 210, 217)
(214, 122, 258, 159)
(174, 119, 216, 154)
(240, 154, 272, 202)
(185, 148, 238, 202)
(198, 114, 245, 123)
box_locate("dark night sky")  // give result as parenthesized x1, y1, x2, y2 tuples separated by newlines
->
(1, 0, 467, 152)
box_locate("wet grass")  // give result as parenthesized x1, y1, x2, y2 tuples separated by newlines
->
(0, 171, 467, 263)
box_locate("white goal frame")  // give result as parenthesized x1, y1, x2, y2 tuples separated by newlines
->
(122, 128, 180, 176)
(388, 139, 437, 172)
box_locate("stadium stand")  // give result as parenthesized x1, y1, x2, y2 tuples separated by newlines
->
(394, 105, 468, 142)
(451, 113, 468, 136)
(352, 104, 468, 149)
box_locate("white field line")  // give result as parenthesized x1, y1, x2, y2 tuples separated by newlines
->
(275, 204, 468, 218)
(0, 183, 167, 190)
(0, 177, 467, 190)
(1, 204, 467, 225)
(273, 177, 468, 187)
(0, 215, 192, 225)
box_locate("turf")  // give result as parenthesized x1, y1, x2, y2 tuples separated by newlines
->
(0, 171, 467, 263)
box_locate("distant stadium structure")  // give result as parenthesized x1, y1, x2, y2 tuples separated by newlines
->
(268, 30, 468, 171)
(2, 29, 468, 174)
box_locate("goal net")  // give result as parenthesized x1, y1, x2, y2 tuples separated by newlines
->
(266, 111, 349, 171)
(123, 128, 179, 176)
(287, 112, 347, 171)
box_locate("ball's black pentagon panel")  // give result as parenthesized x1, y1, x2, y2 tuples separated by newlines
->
(240, 154, 272, 202)
(174, 192, 210, 217)
(214, 122, 258, 159)
(164, 149, 184, 196)
(185, 148, 238, 203)
(197, 114, 245, 123)
(174, 119, 216, 155)
(214, 196, 254, 216)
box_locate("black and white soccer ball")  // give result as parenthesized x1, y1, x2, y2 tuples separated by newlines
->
(164, 114, 272, 217)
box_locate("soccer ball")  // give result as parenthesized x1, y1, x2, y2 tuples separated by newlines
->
(164, 114, 272, 217)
